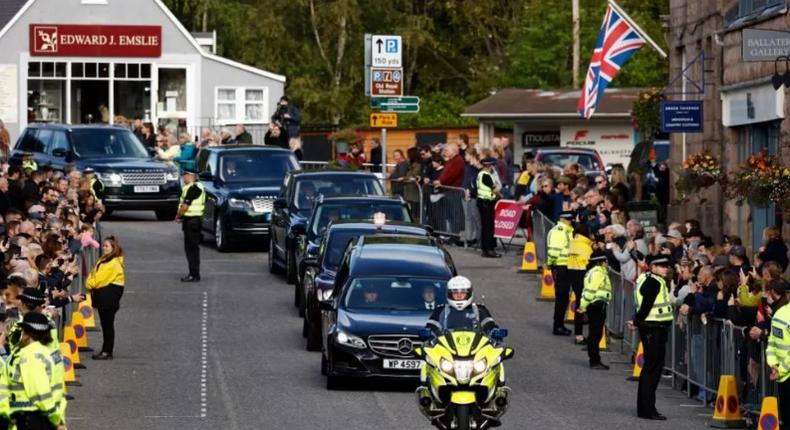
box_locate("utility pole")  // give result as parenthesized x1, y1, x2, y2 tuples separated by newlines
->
(572, 0, 580, 88)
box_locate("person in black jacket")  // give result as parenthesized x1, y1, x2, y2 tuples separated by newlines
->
(757, 226, 789, 273)
(263, 123, 289, 149)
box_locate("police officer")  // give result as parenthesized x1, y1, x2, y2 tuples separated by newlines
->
(83, 167, 104, 203)
(577, 250, 611, 369)
(176, 168, 205, 282)
(476, 157, 500, 258)
(7, 312, 64, 430)
(426, 276, 498, 336)
(547, 210, 574, 336)
(766, 279, 790, 422)
(629, 255, 673, 420)
(21, 153, 37, 172)
(0, 354, 10, 430)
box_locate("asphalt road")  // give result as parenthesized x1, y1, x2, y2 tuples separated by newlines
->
(68, 211, 712, 430)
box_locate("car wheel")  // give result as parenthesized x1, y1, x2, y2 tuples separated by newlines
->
(155, 208, 178, 221)
(320, 352, 328, 376)
(268, 235, 283, 274)
(306, 316, 322, 352)
(286, 248, 297, 284)
(215, 216, 230, 252)
(297, 278, 306, 317)
(326, 356, 342, 390)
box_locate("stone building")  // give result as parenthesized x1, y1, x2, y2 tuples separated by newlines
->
(667, 0, 789, 250)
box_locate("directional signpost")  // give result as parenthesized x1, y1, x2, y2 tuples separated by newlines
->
(370, 113, 398, 128)
(370, 96, 421, 112)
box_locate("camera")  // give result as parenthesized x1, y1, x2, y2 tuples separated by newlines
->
(273, 104, 288, 125)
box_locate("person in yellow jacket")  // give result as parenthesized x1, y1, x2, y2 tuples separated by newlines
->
(577, 251, 611, 370)
(0, 355, 10, 430)
(86, 235, 125, 360)
(567, 224, 593, 344)
(546, 210, 574, 336)
(7, 312, 64, 430)
(766, 279, 790, 423)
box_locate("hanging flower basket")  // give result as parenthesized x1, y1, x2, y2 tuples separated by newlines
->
(675, 151, 723, 201)
(726, 151, 790, 207)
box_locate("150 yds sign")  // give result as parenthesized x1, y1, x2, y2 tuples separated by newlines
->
(494, 200, 524, 239)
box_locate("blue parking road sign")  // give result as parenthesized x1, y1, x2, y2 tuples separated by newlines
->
(660, 101, 703, 133)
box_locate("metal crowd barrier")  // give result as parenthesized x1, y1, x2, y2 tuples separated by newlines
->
(426, 185, 466, 240)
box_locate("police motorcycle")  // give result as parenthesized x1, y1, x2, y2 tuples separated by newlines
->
(413, 276, 514, 430)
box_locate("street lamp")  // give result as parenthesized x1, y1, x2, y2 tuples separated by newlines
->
(771, 55, 790, 90)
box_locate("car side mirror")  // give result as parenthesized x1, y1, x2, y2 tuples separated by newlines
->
(51, 148, 69, 158)
(198, 171, 213, 182)
(273, 198, 287, 210)
(291, 223, 306, 235)
(418, 328, 433, 340)
(502, 347, 515, 361)
(414, 347, 424, 358)
(319, 299, 335, 311)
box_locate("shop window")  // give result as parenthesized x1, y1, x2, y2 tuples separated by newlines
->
(28, 80, 65, 123)
(215, 87, 268, 124)
(71, 63, 84, 78)
(28, 62, 66, 78)
(114, 81, 151, 123)
(725, 0, 786, 27)
(158, 68, 187, 114)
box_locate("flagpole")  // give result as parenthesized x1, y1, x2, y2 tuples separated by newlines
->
(608, 0, 667, 59)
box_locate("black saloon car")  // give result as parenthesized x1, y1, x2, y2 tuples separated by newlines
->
(302, 221, 432, 351)
(320, 234, 456, 389)
(268, 170, 384, 283)
(198, 145, 299, 251)
(294, 195, 413, 313)
(10, 123, 181, 219)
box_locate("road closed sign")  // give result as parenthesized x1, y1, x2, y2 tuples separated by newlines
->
(494, 200, 523, 239)
(370, 113, 397, 128)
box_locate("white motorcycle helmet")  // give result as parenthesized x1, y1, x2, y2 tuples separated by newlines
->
(446, 276, 473, 311)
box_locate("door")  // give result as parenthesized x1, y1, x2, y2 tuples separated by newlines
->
(748, 122, 779, 250)
(271, 175, 291, 260)
(201, 152, 219, 232)
(32, 128, 54, 168)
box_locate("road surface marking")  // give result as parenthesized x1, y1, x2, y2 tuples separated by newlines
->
(200, 291, 208, 418)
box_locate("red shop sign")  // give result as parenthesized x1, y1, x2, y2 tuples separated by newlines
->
(30, 24, 161, 57)
(494, 200, 524, 239)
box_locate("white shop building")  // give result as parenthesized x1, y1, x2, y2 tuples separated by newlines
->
(0, 0, 286, 141)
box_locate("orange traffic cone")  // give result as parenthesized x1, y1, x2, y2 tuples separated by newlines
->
(79, 295, 98, 331)
(756, 396, 779, 430)
(536, 267, 556, 302)
(709, 375, 746, 428)
(63, 327, 85, 369)
(565, 291, 576, 322)
(627, 342, 644, 381)
(519, 242, 539, 273)
(60, 342, 76, 384)
(71, 311, 91, 352)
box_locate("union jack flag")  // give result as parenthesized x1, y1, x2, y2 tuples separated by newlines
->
(578, 4, 646, 119)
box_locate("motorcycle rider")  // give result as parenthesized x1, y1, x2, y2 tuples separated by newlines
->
(426, 276, 498, 336)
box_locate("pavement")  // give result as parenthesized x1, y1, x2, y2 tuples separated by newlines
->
(68, 211, 713, 429)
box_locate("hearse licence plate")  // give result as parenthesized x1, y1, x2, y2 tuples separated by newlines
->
(383, 359, 423, 370)
(134, 185, 159, 193)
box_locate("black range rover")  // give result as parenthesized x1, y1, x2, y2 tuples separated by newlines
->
(10, 123, 181, 220)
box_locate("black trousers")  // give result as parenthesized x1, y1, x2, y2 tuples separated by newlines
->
(183, 217, 201, 277)
(98, 307, 117, 354)
(637, 324, 668, 417)
(779, 378, 790, 425)
(569, 270, 586, 336)
(551, 266, 571, 329)
(586, 301, 606, 365)
(477, 199, 496, 252)
(11, 412, 53, 430)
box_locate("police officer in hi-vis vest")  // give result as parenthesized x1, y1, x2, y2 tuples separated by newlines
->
(765, 279, 790, 422)
(628, 254, 673, 421)
(476, 157, 501, 258)
(546, 210, 574, 336)
(176, 168, 205, 282)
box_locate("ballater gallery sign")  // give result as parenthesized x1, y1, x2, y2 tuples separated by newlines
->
(30, 24, 161, 57)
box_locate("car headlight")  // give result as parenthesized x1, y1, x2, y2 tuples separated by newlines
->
(453, 360, 474, 384)
(336, 330, 366, 349)
(165, 170, 180, 181)
(98, 172, 122, 187)
(228, 198, 251, 210)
